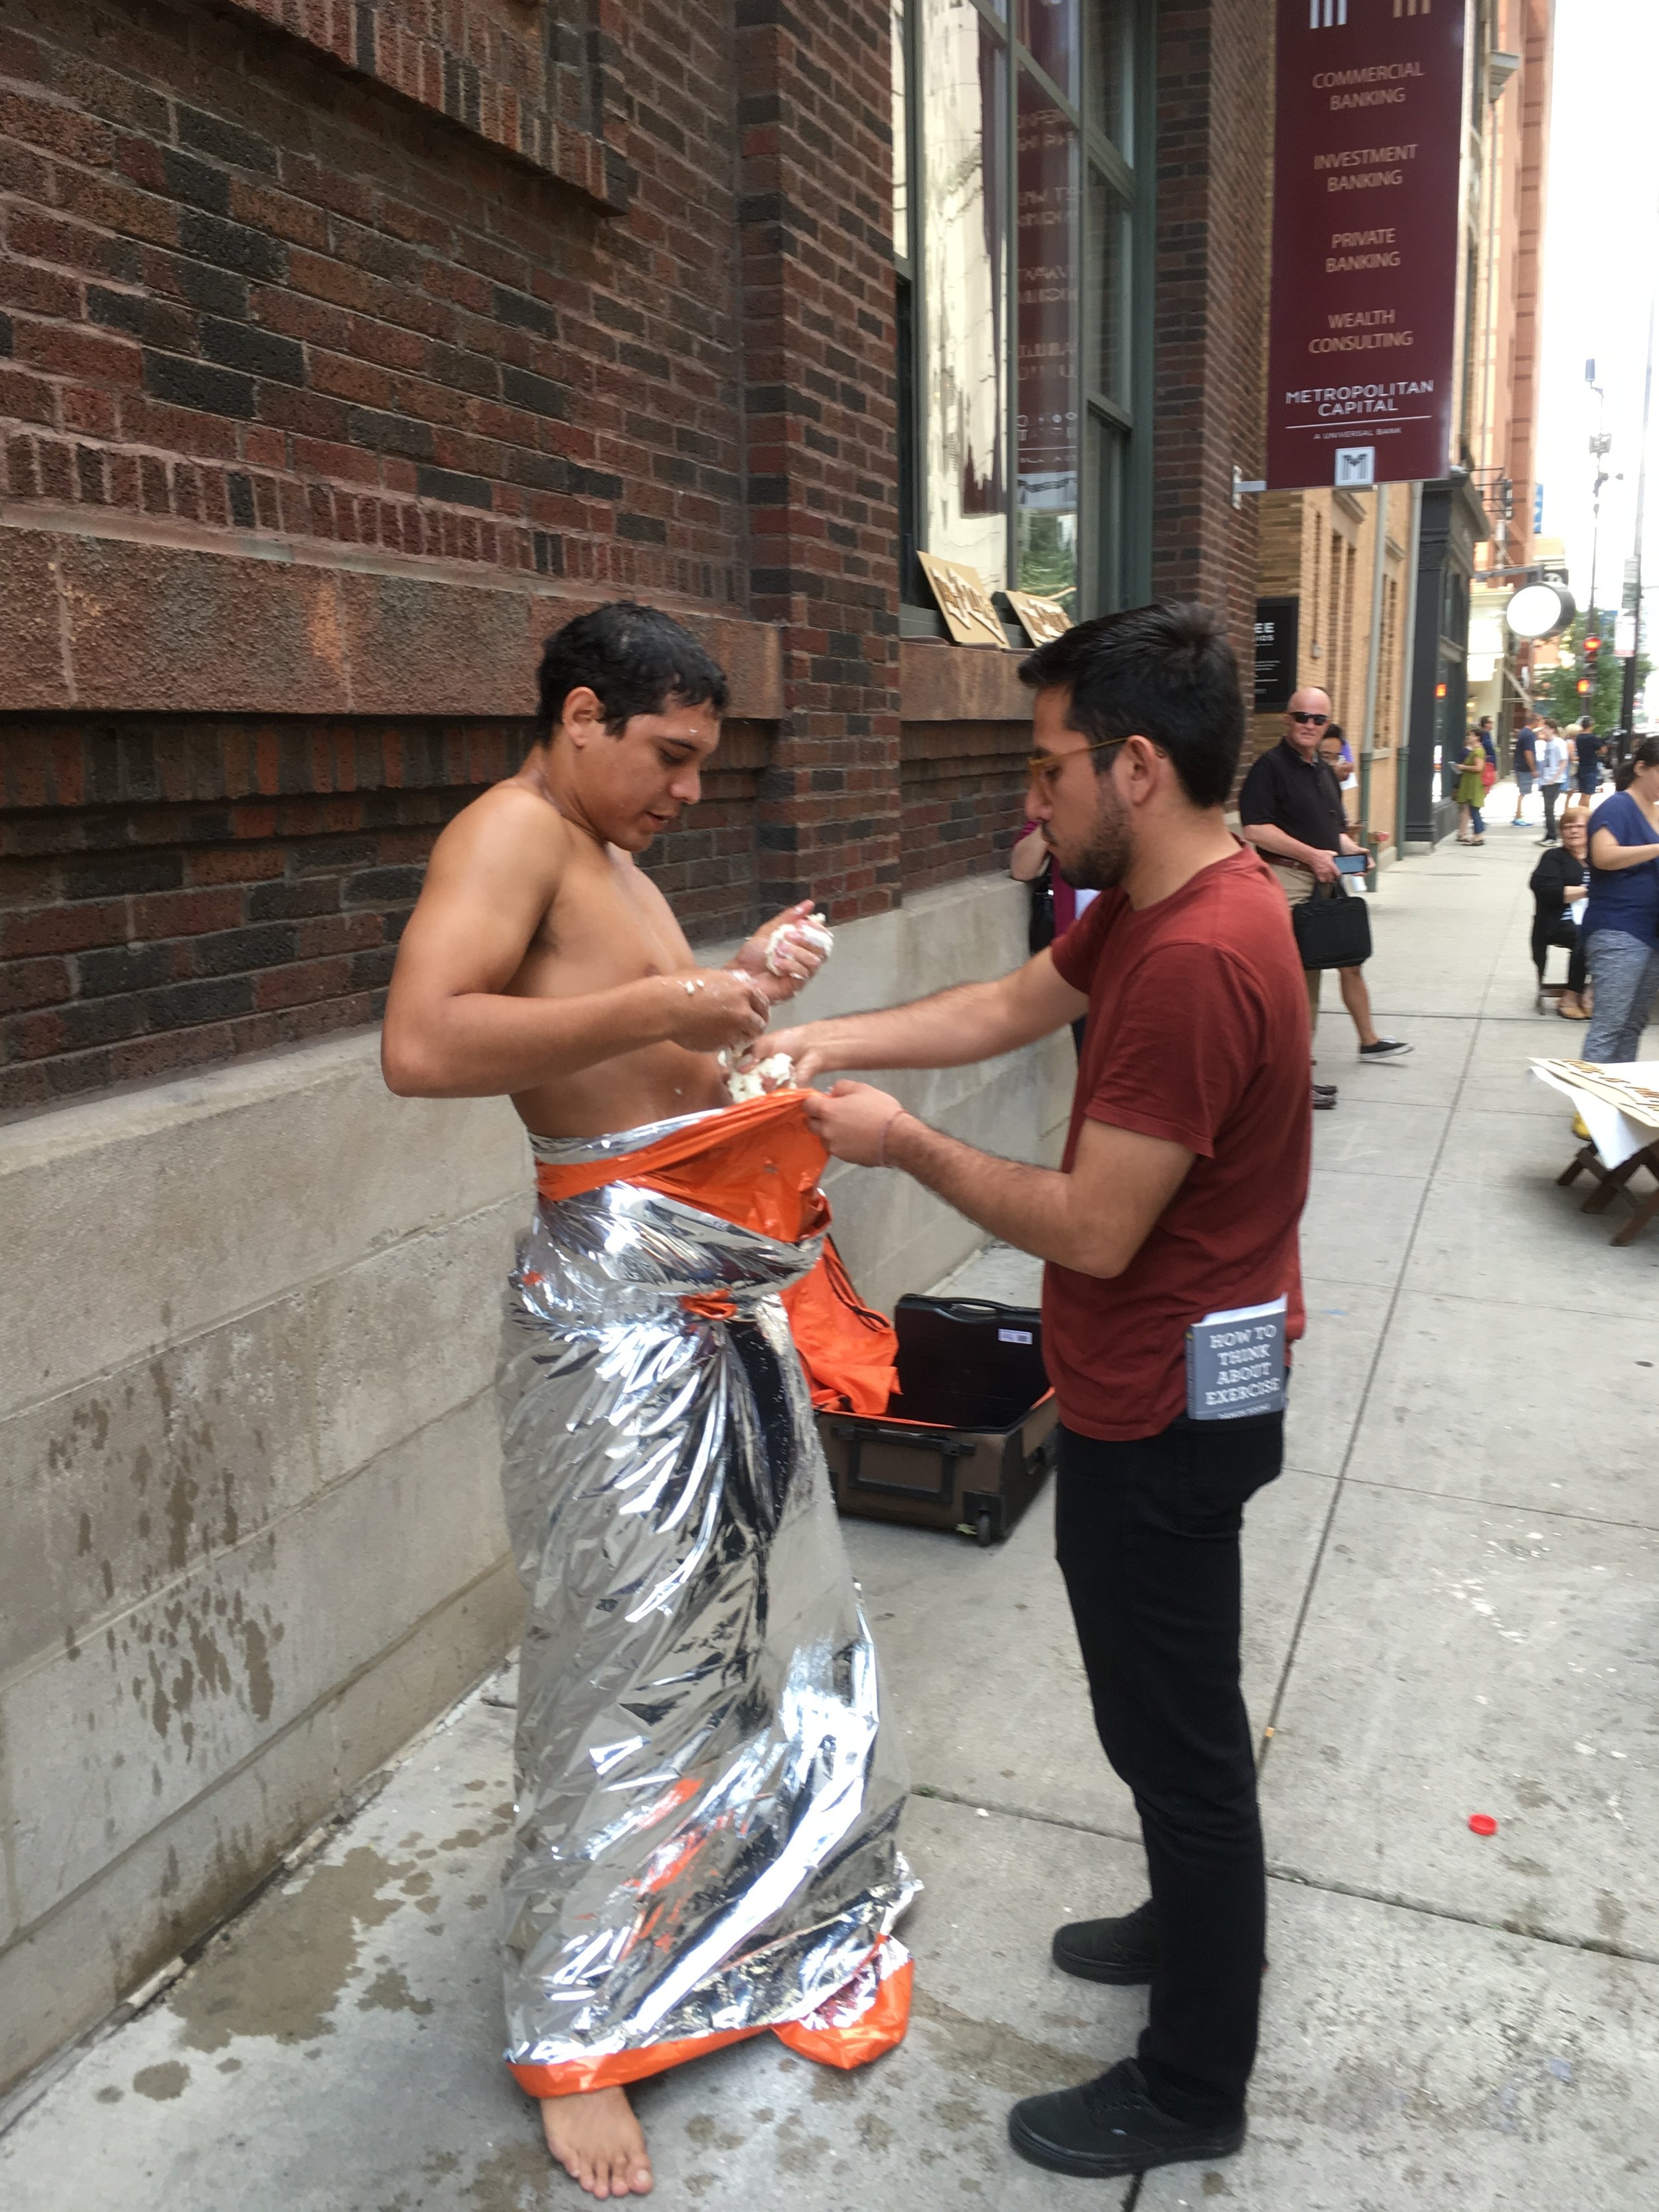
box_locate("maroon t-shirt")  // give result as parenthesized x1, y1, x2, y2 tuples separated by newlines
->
(1047, 844, 1311, 1440)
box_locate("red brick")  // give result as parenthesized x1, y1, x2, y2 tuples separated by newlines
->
(0, 366, 56, 426)
(0, 956, 74, 1014)
(0, 84, 115, 166)
(129, 887, 246, 939)
(185, 846, 288, 885)
(1, 901, 127, 958)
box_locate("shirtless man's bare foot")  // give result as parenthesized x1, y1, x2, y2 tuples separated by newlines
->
(540, 2087, 653, 2198)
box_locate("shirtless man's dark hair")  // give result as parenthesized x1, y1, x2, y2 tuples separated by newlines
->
(536, 601, 729, 736)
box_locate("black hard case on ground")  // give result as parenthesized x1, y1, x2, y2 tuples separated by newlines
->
(814, 1295, 1058, 1546)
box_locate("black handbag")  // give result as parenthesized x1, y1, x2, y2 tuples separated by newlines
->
(1291, 882, 1372, 970)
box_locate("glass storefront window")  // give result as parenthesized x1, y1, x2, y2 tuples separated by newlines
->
(891, 2, 909, 258)
(1085, 0, 1131, 159)
(922, 0, 1008, 586)
(1016, 0, 1077, 102)
(1015, 68, 1078, 603)
(1085, 163, 1127, 405)
(901, 0, 1143, 617)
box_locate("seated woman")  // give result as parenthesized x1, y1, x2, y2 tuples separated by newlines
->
(1528, 806, 1591, 1017)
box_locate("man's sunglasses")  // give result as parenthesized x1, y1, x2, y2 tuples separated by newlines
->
(1025, 735, 1132, 792)
(1289, 710, 1329, 726)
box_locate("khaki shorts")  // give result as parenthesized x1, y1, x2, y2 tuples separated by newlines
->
(1268, 861, 1318, 909)
(1267, 862, 1329, 1042)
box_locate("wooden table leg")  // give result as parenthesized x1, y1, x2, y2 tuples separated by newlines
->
(1557, 1143, 1599, 1191)
(1582, 1151, 1648, 1216)
(1600, 1145, 1659, 1245)
(1610, 1180, 1659, 1246)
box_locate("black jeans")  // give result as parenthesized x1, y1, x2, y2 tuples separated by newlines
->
(1054, 1412, 1282, 2126)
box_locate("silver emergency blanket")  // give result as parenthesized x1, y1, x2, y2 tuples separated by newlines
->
(496, 1110, 914, 2085)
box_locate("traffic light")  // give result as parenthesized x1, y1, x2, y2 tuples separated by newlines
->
(1577, 676, 1592, 696)
(1584, 633, 1602, 670)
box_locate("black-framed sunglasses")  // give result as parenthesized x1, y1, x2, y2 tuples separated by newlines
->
(1289, 710, 1329, 726)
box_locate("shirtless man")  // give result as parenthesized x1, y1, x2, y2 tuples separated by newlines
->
(382, 603, 835, 2197)
(382, 609, 820, 1142)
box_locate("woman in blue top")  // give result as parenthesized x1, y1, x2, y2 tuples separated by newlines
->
(1581, 735, 1659, 1065)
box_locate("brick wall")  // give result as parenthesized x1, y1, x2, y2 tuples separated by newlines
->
(0, 714, 771, 1113)
(1247, 481, 1412, 848)
(1150, 0, 1271, 678)
(736, 0, 902, 922)
(0, 0, 743, 599)
(900, 721, 1027, 898)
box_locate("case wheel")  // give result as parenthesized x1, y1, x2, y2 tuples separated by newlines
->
(975, 1509, 994, 1548)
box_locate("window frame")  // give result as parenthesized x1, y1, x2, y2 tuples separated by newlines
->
(895, 0, 1154, 631)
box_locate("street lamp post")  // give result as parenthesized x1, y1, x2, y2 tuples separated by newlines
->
(1587, 359, 1612, 629)
(1620, 291, 1656, 739)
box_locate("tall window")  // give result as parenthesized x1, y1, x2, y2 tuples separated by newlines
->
(893, 1, 1143, 623)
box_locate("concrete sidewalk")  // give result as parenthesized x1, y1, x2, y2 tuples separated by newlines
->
(4, 812, 1656, 2210)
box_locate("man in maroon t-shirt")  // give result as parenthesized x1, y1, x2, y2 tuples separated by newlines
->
(763, 602, 1310, 2183)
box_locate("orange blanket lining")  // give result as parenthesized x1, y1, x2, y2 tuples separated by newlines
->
(534, 1090, 896, 1414)
(508, 1949, 912, 2099)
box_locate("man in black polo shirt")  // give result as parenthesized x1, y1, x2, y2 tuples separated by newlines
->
(1239, 686, 1410, 1109)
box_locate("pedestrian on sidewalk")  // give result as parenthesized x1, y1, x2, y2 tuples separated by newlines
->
(764, 602, 1309, 2185)
(1574, 715, 1603, 798)
(1477, 715, 1498, 798)
(1238, 684, 1411, 1110)
(1317, 723, 1359, 834)
(1512, 717, 1538, 825)
(1012, 815, 1092, 1055)
(1581, 735, 1659, 1064)
(1454, 731, 1487, 844)
(1537, 721, 1570, 843)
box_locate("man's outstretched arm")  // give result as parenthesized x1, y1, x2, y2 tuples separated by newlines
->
(762, 949, 1088, 1084)
(802, 1080, 1192, 1279)
(382, 797, 766, 1098)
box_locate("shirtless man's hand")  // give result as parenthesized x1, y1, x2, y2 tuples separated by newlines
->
(729, 899, 832, 1005)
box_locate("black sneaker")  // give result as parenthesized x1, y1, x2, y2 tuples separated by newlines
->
(1311, 1082, 1337, 1110)
(1358, 1038, 1412, 1059)
(1052, 1899, 1159, 1986)
(1009, 2058, 1246, 2179)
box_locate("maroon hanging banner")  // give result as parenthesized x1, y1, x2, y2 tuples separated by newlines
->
(1265, 0, 1467, 492)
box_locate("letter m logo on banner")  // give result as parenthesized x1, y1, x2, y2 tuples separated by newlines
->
(1311, 1, 1348, 23)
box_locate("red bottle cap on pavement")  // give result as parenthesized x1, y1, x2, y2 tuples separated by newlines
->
(1467, 1813, 1498, 1836)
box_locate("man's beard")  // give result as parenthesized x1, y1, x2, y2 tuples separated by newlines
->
(1056, 776, 1132, 891)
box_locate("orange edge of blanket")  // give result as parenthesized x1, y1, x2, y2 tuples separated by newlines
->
(508, 1955, 913, 2099)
